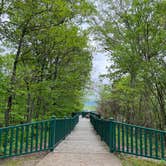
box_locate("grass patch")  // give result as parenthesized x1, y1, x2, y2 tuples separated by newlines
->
(119, 154, 166, 166)
(0, 152, 47, 166)
(0, 159, 22, 166)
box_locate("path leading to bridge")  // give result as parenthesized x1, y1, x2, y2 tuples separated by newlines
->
(36, 117, 122, 166)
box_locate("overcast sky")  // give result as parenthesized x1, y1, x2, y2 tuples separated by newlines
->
(81, 18, 110, 102)
(83, 51, 109, 107)
(91, 52, 109, 83)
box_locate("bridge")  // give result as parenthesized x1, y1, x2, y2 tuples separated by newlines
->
(0, 112, 165, 165)
(36, 117, 122, 166)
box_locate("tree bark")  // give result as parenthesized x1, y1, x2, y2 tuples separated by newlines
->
(156, 84, 166, 130)
(0, 0, 4, 15)
(25, 80, 32, 122)
(5, 29, 26, 126)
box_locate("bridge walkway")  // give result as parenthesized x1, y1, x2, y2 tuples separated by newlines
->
(36, 117, 122, 166)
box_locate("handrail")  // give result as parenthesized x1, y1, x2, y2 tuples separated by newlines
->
(0, 114, 79, 159)
(90, 113, 166, 160)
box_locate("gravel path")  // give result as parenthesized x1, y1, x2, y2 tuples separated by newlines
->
(36, 117, 122, 166)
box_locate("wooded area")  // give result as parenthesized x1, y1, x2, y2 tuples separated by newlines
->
(0, 0, 166, 131)
(0, 0, 94, 126)
(96, 0, 166, 130)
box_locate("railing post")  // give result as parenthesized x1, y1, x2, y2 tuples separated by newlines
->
(63, 116, 67, 139)
(69, 118, 72, 133)
(101, 118, 103, 141)
(50, 116, 56, 151)
(109, 118, 115, 153)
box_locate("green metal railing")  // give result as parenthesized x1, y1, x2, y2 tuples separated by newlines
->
(81, 111, 90, 118)
(90, 113, 166, 160)
(0, 114, 79, 159)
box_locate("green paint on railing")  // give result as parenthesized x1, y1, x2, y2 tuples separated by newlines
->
(90, 112, 166, 161)
(30, 124, 34, 152)
(131, 126, 133, 153)
(122, 125, 124, 152)
(140, 128, 142, 156)
(0, 114, 79, 159)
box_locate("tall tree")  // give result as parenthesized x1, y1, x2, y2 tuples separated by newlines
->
(95, 0, 166, 129)
(0, 0, 94, 126)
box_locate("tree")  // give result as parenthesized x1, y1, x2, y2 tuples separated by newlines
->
(0, 0, 94, 126)
(95, 0, 166, 129)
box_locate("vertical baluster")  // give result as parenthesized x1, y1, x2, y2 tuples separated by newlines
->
(70, 118, 72, 132)
(62, 120, 64, 140)
(155, 132, 158, 159)
(118, 124, 120, 151)
(101, 120, 103, 138)
(107, 121, 109, 144)
(20, 126, 24, 154)
(50, 116, 56, 150)
(68, 119, 69, 134)
(102, 121, 104, 141)
(114, 122, 116, 151)
(135, 127, 138, 155)
(131, 126, 133, 154)
(48, 120, 51, 149)
(30, 124, 34, 152)
(40, 122, 43, 150)
(149, 131, 152, 157)
(64, 119, 66, 138)
(105, 121, 107, 143)
(122, 125, 124, 152)
(144, 129, 147, 156)
(61, 120, 63, 139)
(0, 129, 1, 154)
(25, 125, 29, 153)
(109, 118, 114, 152)
(103, 121, 105, 142)
(56, 120, 59, 142)
(104, 121, 105, 141)
(140, 128, 143, 156)
(161, 132, 164, 159)
(4, 128, 8, 156)
(36, 123, 38, 151)
(99, 120, 101, 138)
(126, 125, 129, 153)
(65, 118, 68, 137)
(44, 122, 47, 150)
(56, 120, 59, 143)
(9, 127, 14, 156)
(65, 119, 67, 137)
(99, 119, 101, 137)
(15, 127, 19, 155)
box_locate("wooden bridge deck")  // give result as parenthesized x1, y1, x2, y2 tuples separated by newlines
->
(36, 117, 122, 166)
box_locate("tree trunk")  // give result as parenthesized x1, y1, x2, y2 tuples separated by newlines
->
(5, 30, 25, 126)
(156, 84, 166, 130)
(26, 81, 32, 122)
(0, 0, 4, 15)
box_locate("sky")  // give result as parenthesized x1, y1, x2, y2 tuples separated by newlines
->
(83, 51, 109, 110)
(91, 52, 109, 83)
(81, 19, 110, 104)
(83, 41, 110, 105)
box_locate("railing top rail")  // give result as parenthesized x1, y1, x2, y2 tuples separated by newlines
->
(0, 119, 51, 130)
(114, 121, 166, 133)
(90, 112, 166, 133)
(0, 114, 79, 130)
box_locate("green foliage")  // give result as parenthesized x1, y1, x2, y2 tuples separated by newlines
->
(119, 154, 166, 166)
(0, 0, 94, 126)
(96, 0, 166, 129)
